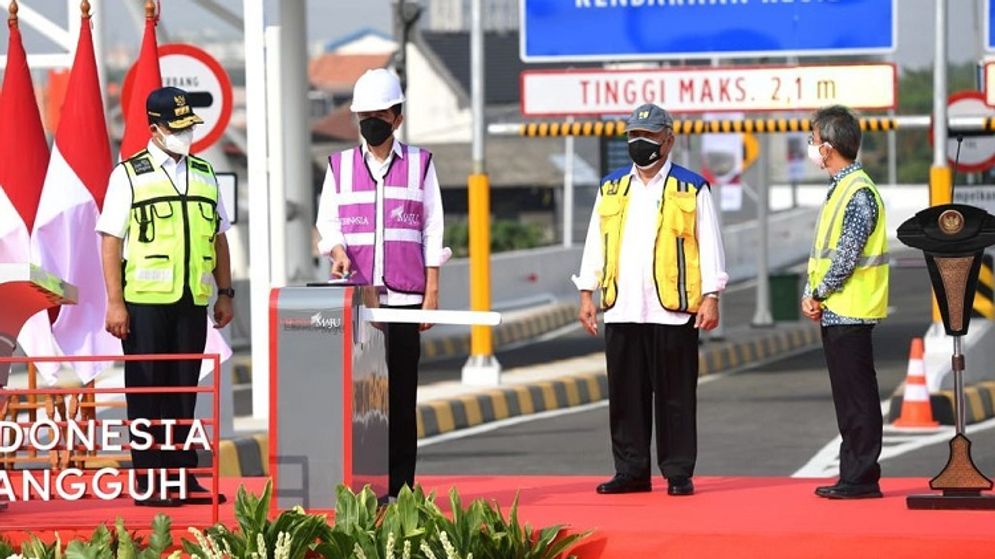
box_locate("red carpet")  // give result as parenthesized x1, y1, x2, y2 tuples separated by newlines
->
(2, 476, 995, 557)
(417, 475, 995, 559)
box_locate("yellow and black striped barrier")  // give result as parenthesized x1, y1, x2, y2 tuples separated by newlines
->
(889, 380, 995, 426)
(973, 254, 994, 319)
(499, 116, 995, 138)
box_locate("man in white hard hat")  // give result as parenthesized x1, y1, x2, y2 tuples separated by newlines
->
(316, 68, 446, 500)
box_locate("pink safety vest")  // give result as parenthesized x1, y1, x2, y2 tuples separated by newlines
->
(329, 143, 430, 294)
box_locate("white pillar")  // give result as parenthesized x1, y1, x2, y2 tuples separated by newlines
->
(278, 0, 314, 283)
(563, 118, 574, 247)
(265, 26, 287, 287)
(243, 0, 271, 420)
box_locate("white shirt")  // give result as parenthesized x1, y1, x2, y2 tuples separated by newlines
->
(315, 139, 446, 306)
(96, 141, 232, 247)
(573, 160, 728, 325)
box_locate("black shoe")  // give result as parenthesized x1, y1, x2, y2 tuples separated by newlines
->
(134, 496, 182, 507)
(596, 475, 652, 494)
(667, 477, 695, 496)
(820, 483, 882, 500)
(815, 482, 843, 497)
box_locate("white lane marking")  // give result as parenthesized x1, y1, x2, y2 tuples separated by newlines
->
(793, 408, 995, 478)
(419, 374, 723, 448)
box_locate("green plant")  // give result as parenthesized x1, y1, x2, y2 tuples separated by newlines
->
(0, 537, 16, 559)
(444, 220, 548, 258)
(476, 493, 590, 559)
(184, 480, 329, 559)
(329, 484, 590, 559)
(19, 534, 62, 559)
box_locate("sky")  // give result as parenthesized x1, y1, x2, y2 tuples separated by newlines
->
(0, 0, 990, 70)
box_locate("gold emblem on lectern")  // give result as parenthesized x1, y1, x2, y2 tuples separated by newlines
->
(939, 210, 965, 235)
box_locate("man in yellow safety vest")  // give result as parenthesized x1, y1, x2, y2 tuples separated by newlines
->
(98, 87, 234, 507)
(574, 103, 727, 496)
(802, 105, 889, 500)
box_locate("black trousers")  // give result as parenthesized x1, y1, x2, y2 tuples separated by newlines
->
(384, 304, 421, 497)
(604, 320, 699, 481)
(822, 324, 883, 485)
(122, 292, 207, 487)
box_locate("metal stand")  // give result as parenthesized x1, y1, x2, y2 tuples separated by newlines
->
(908, 336, 995, 510)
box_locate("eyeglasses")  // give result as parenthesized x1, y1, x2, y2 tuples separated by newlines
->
(807, 135, 818, 146)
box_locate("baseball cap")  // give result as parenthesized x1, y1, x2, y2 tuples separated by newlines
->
(146, 86, 204, 131)
(625, 103, 674, 133)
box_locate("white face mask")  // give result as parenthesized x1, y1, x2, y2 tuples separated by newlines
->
(807, 142, 828, 169)
(159, 127, 194, 156)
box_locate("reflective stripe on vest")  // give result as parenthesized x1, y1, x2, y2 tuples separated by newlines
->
(122, 151, 220, 305)
(329, 143, 429, 294)
(806, 169, 889, 319)
(599, 170, 703, 313)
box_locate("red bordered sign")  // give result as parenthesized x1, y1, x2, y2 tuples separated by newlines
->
(122, 44, 234, 154)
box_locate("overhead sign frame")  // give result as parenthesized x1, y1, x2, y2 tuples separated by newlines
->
(520, 63, 898, 118)
(519, 0, 897, 63)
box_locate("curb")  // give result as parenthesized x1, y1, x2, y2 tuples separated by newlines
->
(415, 321, 821, 438)
(421, 303, 578, 361)
(888, 380, 995, 426)
(211, 433, 268, 477)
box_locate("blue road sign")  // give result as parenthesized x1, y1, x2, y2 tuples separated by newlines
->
(988, 0, 995, 50)
(520, 0, 896, 62)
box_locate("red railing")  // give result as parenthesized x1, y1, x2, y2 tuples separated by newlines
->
(0, 353, 222, 528)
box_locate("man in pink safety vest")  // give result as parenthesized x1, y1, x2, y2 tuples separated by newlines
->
(316, 69, 447, 501)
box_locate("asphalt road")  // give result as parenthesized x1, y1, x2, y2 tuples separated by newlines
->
(417, 264, 995, 481)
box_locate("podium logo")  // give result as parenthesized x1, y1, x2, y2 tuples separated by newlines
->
(939, 209, 965, 236)
(281, 312, 344, 334)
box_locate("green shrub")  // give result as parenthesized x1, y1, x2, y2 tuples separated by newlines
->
(445, 220, 548, 258)
(6, 481, 589, 559)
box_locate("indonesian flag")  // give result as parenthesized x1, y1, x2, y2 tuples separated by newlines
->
(117, 6, 231, 375)
(0, 15, 61, 381)
(32, 12, 119, 383)
(119, 9, 161, 159)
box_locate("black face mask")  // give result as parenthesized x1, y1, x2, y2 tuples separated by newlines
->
(628, 138, 662, 168)
(360, 117, 394, 147)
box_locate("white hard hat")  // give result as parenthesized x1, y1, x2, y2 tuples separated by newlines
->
(350, 69, 405, 113)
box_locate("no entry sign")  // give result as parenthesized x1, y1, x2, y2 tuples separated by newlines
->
(122, 43, 233, 154)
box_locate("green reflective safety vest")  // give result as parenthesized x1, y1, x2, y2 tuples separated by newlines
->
(807, 169, 889, 319)
(123, 150, 220, 306)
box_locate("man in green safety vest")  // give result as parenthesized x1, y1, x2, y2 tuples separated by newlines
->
(802, 105, 889, 500)
(98, 87, 234, 507)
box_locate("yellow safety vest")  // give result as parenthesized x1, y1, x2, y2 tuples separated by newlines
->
(122, 150, 220, 306)
(599, 165, 704, 313)
(807, 169, 889, 319)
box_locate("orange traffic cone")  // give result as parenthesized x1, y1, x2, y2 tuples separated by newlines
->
(893, 337, 939, 428)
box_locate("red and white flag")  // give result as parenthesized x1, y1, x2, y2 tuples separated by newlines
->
(119, 7, 162, 160)
(32, 10, 119, 383)
(0, 14, 61, 381)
